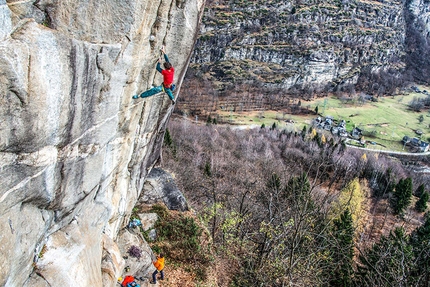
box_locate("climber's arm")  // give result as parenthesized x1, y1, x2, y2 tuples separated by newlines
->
(163, 53, 170, 63)
(156, 60, 163, 73)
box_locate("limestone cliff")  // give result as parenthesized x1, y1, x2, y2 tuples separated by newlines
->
(0, 0, 204, 286)
(188, 0, 430, 96)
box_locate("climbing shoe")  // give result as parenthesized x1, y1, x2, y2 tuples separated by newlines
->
(132, 95, 139, 99)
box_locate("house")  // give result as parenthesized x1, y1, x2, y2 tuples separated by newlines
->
(411, 137, 421, 146)
(403, 136, 429, 152)
(411, 86, 421, 93)
(351, 127, 362, 139)
(419, 141, 429, 152)
(331, 127, 339, 135)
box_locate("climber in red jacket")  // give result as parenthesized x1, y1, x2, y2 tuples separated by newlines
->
(132, 46, 176, 104)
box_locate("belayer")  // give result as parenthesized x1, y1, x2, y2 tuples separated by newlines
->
(150, 253, 165, 284)
(132, 46, 176, 104)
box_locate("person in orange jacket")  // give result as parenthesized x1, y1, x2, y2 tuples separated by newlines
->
(150, 253, 165, 284)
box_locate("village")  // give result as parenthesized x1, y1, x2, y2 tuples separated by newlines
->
(313, 115, 430, 153)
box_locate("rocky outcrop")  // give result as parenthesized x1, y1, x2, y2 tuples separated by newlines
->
(0, 0, 204, 286)
(139, 167, 189, 211)
(187, 0, 429, 95)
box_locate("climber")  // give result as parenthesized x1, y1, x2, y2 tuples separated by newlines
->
(121, 275, 140, 287)
(132, 46, 176, 105)
(150, 253, 165, 284)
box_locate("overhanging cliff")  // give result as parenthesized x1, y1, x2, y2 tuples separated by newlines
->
(0, 0, 204, 286)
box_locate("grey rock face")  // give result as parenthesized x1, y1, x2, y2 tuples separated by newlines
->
(0, 0, 204, 286)
(189, 0, 430, 93)
(140, 167, 189, 212)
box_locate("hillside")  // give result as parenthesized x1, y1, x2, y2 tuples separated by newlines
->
(161, 118, 430, 286)
(178, 0, 430, 114)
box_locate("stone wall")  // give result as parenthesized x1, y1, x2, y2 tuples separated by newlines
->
(0, 0, 204, 286)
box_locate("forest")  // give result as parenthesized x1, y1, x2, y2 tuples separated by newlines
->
(159, 119, 430, 286)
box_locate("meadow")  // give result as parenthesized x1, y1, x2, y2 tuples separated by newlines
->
(216, 85, 430, 152)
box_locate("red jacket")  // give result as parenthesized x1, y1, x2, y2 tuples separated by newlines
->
(161, 68, 174, 87)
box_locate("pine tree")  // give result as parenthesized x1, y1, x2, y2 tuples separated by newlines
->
(301, 125, 307, 139)
(355, 227, 414, 286)
(409, 213, 430, 286)
(204, 161, 212, 177)
(164, 128, 173, 148)
(415, 184, 425, 197)
(415, 191, 429, 212)
(391, 178, 413, 215)
(271, 122, 277, 130)
(266, 173, 281, 192)
(285, 172, 311, 204)
(329, 209, 354, 287)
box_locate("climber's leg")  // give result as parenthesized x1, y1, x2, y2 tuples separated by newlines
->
(164, 88, 174, 101)
(140, 86, 163, 98)
(132, 86, 163, 99)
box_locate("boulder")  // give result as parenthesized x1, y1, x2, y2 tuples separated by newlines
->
(140, 168, 189, 211)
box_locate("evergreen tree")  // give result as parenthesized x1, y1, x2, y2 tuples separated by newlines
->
(271, 122, 277, 130)
(415, 183, 425, 197)
(355, 227, 414, 286)
(206, 115, 212, 125)
(301, 125, 307, 139)
(415, 191, 429, 212)
(315, 105, 319, 115)
(204, 161, 212, 177)
(260, 123, 265, 129)
(291, 6, 296, 14)
(285, 172, 311, 204)
(164, 128, 173, 148)
(391, 178, 413, 215)
(409, 213, 430, 286)
(266, 173, 282, 192)
(329, 209, 354, 287)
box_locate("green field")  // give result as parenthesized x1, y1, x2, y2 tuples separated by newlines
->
(217, 85, 430, 152)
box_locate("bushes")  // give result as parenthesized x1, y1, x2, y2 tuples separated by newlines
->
(150, 204, 211, 281)
(152, 205, 207, 262)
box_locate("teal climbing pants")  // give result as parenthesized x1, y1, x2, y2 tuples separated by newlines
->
(139, 85, 174, 101)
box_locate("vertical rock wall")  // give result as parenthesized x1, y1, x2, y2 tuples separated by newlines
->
(0, 0, 204, 286)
